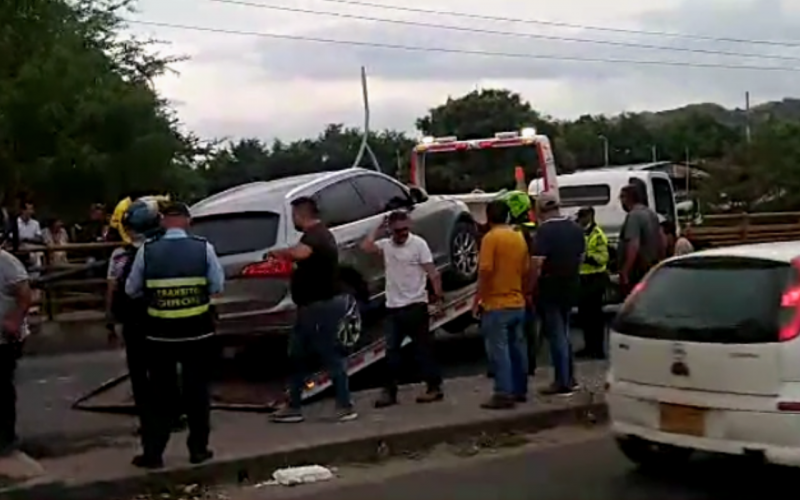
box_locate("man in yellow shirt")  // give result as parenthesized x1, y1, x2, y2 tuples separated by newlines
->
(472, 200, 531, 409)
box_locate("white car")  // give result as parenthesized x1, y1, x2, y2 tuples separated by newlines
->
(607, 241, 800, 468)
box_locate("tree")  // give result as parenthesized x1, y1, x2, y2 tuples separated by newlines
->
(0, 0, 192, 218)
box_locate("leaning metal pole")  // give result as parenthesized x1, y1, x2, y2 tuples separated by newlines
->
(351, 66, 381, 172)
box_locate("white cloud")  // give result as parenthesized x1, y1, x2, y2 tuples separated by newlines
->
(130, 0, 800, 141)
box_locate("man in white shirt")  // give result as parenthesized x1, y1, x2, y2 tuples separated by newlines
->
(361, 210, 444, 407)
(16, 202, 42, 270)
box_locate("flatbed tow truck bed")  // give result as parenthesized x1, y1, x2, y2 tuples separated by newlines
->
(72, 284, 477, 413)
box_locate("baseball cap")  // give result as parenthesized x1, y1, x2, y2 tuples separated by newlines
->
(162, 201, 191, 217)
(535, 191, 560, 212)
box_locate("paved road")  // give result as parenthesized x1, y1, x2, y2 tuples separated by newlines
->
(235, 427, 790, 500)
(15, 326, 589, 452)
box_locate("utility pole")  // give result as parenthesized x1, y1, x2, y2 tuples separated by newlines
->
(745, 91, 752, 144)
(684, 146, 690, 193)
(651, 145, 657, 162)
(598, 135, 609, 166)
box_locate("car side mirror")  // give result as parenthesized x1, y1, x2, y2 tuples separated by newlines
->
(409, 186, 428, 204)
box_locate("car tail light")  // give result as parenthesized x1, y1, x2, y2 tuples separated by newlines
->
(779, 258, 800, 342)
(241, 256, 292, 278)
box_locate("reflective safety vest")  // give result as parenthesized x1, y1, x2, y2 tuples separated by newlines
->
(580, 224, 609, 275)
(143, 236, 214, 341)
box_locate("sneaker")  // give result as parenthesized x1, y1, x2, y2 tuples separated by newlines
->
(131, 454, 164, 469)
(269, 407, 305, 424)
(189, 449, 214, 465)
(539, 383, 575, 397)
(416, 388, 444, 404)
(374, 390, 398, 409)
(336, 408, 358, 422)
(480, 394, 515, 410)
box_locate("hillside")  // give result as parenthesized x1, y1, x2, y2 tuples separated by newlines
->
(637, 98, 800, 128)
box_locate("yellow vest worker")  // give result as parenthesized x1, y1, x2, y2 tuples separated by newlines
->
(580, 224, 609, 275)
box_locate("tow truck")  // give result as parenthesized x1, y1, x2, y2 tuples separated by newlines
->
(73, 128, 561, 414)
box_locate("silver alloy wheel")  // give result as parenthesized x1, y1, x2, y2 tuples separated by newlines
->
(338, 294, 362, 348)
(452, 230, 478, 276)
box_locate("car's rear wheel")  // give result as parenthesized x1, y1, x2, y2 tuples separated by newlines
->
(615, 436, 693, 470)
(444, 221, 479, 288)
(337, 292, 363, 353)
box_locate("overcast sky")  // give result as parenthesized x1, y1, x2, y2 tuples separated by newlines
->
(130, 0, 800, 142)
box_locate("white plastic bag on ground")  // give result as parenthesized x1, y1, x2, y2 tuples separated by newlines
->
(272, 465, 334, 486)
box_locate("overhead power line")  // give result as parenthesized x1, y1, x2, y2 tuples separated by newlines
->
(209, 0, 800, 63)
(299, 0, 800, 49)
(127, 19, 800, 72)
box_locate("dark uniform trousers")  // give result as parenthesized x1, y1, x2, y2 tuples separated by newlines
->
(139, 235, 215, 459)
(143, 338, 213, 458)
(578, 273, 608, 356)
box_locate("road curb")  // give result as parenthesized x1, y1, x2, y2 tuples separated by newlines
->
(2, 401, 608, 500)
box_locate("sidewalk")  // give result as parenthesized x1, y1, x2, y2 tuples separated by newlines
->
(1, 361, 608, 500)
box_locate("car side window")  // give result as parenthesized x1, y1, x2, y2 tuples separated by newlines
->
(628, 177, 649, 207)
(652, 177, 676, 221)
(351, 174, 412, 217)
(313, 180, 371, 227)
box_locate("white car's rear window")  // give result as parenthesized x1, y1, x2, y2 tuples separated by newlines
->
(614, 256, 792, 344)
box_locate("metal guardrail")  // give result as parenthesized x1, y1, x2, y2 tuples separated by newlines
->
(13, 242, 119, 320)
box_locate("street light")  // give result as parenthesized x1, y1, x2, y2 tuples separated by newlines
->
(598, 135, 609, 167)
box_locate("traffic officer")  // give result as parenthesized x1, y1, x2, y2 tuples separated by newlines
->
(107, 198, 184, 440)
(502, 190, 539, 376)
(125, 201, 224, 469)
(575, 207, 609, 360)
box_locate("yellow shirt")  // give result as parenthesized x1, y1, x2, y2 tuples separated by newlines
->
(478, 225, 529, 311)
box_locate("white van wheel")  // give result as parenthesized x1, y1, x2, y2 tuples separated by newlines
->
(615, 436, 693, 470)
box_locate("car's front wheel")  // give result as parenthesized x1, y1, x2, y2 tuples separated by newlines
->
(615, 436, 693, 470)
(444, 221, 479, 287)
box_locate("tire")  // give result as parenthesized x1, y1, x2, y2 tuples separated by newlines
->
(444, 220, 479, 288)
(615, 436, 693, 470)
(336, 291, 364, 354)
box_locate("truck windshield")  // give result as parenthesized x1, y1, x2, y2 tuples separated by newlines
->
(420, 146, 539, 193)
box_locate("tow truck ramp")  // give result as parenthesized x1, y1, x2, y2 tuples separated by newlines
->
(72, 284, 477, 414)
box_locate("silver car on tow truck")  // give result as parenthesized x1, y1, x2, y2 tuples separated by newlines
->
(190, 168, 479, 351)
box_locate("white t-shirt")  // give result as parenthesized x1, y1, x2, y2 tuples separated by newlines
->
(376, 234, 434, 308)
(17, 217, 41, 242)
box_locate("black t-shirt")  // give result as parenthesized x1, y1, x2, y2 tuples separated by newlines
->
(290, 223, 340, 307)
(534, 217, 586, 307)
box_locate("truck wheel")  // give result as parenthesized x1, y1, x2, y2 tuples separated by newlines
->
(444, 221, 479, 288)
(615, 436, 693, 471)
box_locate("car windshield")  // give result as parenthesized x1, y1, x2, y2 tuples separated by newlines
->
(614, 256, 792, 344)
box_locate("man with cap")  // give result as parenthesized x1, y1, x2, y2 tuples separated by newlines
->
(530, 192, 585, 396)
(575, 207, 609, 360)
(125, 201, 225, 469)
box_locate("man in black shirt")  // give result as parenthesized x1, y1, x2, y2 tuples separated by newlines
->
(531, 192, 585, 396)
(268, 197, 357, 423)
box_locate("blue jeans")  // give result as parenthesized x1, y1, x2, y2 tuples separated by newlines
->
(288, 295, 352, 410)
(539, 301, 575, 389)
(481, 308, 528, 397)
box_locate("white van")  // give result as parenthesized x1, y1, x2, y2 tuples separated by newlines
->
(607, 241, 800, 468)
(528, 167, 679, 249)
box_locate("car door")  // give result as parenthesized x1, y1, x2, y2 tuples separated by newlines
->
(311, 179, 379, 297)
